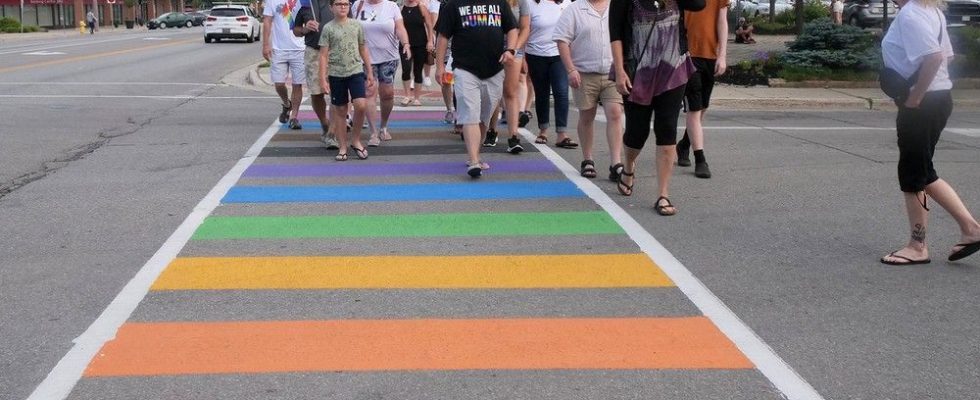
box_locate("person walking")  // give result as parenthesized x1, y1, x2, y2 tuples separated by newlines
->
(554, 0, 624, 180)
(526, 0, 577, 149)
(675, 0, 729, 179)
(398, 0, 435, 106)
(610, 0, 705, 216)
(423, 0, 443, 87)
(483, 0, 530, 153)
(351, 0, 412, 147)
(831, 0, 844, 25)
(86, 10, 97, 34)
(879, 0, 980, 265)
(263, 0, 307, 130)
(319, 0, 375, 161)
(435, 0, 519, 177)
(294, 0, 338, 149)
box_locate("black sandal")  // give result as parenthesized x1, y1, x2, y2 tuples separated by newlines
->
(609, 163, 624, 182)
(655, 196, 677, 216)
(580, 160, 597, 179)
(617, 171, 634, 196)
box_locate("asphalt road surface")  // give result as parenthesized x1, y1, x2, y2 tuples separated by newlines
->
(2, 27, 980, 400)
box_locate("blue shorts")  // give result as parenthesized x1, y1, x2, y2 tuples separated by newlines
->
(328, 73, 367, 106)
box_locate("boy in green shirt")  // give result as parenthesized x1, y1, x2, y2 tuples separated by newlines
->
(319, 0, 376, 161)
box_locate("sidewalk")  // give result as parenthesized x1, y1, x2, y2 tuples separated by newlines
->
(234, 62, 980, 111)
(0, 26, 151, 44)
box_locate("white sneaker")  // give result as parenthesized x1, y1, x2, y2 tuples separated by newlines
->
(423, 77, 432, 87)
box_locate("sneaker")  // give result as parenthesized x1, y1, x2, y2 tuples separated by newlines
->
(483, 129, 498, 147)
(321, 132, 339, 150)
(380, 127, 392, 141)
(695, 162, 712, 179)
(423, 76, 433, 87)
(279, 101, 291, 123)
(368, 135, 381, 147)
(288, 118, 302, 130)
(676, 143, 691, 167)
(518, 111, 531, 128)
(507, 136, 524, 154)
(467, 162, 483, 178)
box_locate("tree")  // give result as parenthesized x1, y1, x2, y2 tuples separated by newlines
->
(795, 0, 805, 33)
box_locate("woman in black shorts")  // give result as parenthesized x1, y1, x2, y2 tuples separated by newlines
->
(610, 0, 704, 216)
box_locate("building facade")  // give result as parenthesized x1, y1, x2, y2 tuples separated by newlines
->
(0, 0, 186, 29)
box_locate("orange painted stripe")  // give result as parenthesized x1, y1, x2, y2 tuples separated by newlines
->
(84, 318, 753, 376)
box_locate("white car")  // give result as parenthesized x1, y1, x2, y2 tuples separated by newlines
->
(204, 5, 261, 43)
(732, 0, 760, 18)
(756, 0, 794, 17)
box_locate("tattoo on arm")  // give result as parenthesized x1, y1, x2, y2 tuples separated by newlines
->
(911, 223, 926, 243)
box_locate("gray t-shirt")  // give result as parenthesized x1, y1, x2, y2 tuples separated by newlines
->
(319, 20, 367, 78)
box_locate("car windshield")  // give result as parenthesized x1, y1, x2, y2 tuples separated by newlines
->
(158, 12, 173, 18)
(211, 8, 246, 17)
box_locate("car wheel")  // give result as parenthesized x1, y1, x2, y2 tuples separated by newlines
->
(205, 35, 212, 43)
(849, 15, 859, 27)
(186, 21, 192, 28)
(246, 33, 254, 43)
(159, 22, 167, 29)
(255, 28, 261, 42)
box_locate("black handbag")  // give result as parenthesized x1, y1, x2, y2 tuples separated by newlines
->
(880, 9, 944, 101)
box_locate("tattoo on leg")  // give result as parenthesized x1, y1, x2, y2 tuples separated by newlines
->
(911, 223, 926, 243)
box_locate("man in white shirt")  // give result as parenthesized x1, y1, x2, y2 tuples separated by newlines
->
(554, 0, 624, 181)
(263, 0, 307, 129)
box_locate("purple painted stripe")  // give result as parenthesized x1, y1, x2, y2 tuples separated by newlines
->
(244, 159, 557, 178)
(297, 111, 447, 121)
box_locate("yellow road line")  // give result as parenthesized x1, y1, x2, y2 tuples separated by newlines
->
(151, 254, 675, 290)
(0, 38, 199, 74)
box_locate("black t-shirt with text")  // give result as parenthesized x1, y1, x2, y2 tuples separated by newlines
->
(435, 0, 517, 79)
(295, 1, 335, 50)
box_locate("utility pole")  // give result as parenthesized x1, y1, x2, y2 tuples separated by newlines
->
(20, 0, 24, 33)
(93, 0, 98, 31)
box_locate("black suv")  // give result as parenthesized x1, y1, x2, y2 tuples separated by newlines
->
(946, 0, 980, 26)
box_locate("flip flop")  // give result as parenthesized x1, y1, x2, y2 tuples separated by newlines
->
(880, 252, 931, 265)
(948, 240, 980, 261)
(555, 137, 579, 149)
(616, 171, 634, 196)
(351, 145, 368, 160)
(534, 135, 548, 144)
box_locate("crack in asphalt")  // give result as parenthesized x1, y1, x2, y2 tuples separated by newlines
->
(0, 86, 216, 201)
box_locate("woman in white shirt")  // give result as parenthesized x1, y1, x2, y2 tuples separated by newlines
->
(525, 0, 576, 148)
(879, 0, 980, 265)
(352, 0, 412, 147)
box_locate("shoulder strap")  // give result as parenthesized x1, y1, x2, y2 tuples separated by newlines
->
(356, 0, 364, 18)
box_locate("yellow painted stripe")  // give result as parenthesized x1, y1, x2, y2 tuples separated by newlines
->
(0, 38, 198, 74)
(151, 254, 674, 290)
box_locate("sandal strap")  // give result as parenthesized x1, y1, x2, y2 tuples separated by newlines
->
(656, 196, 673, 207)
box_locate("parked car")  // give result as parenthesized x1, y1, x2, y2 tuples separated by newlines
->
(186, 11, 207, 26)
(147, 12, 193, 29)
(843, 0, 897, 28)
(732, 0, 760, 18)
(945, 0, 980, 26)
(757, 0, 794, 17)
(204, 5, 261, 43)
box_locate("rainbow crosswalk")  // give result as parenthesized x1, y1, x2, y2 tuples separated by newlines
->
(65, 106, 786, 399)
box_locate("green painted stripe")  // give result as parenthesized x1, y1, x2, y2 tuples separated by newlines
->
(192, 211, 623, 240)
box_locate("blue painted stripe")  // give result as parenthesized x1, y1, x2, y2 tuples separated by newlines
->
(282, 120, 448, 131)
(223, 180, 585, 203)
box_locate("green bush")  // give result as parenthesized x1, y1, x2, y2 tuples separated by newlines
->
(773, 0, 831, 25)
(0, 17, 20, 31)
(754, 21, 796, 34)
(949, 26, 980, 78)
(718, 51, 783, 85)
(780, 18, 881, 71)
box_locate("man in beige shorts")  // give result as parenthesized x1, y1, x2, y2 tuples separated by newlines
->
(554, 0, 624, 181)
(293, 0, 338, 149)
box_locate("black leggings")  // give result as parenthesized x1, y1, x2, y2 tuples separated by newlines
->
(622, 85, 687, 149)
(401, 45, 427, 84)
(896, 90, 953, 192)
